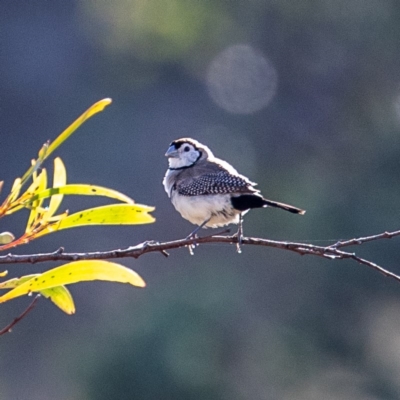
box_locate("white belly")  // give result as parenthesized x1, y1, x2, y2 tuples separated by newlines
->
(163, 169, 247, 229)
(171, 193, 242, 228)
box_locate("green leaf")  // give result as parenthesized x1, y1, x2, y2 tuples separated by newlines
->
(26, 184, 134, 205)
(0, 260, 145, 303)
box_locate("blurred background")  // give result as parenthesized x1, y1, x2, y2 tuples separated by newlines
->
(1, 1, 400, 399)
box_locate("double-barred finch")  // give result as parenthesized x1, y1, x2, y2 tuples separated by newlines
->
(163, 138, 305, 252)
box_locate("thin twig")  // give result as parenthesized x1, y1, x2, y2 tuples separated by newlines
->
(328, 230, 400, 249)
(0, 229, 399, 284)
(0, 295, 40, 336)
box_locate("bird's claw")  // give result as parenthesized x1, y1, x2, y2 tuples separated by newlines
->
(185, 233, 199, 255)
(185, 233, 198, 241)
(233, 223, 243, 253)
(232, 233, 243, 253)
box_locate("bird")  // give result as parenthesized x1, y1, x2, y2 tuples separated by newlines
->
(163, 138, 305, 252)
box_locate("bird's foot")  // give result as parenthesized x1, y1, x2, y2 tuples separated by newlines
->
(184, 218, 211, 255)
(233, 228, 243, 253)
(236, 236, 243, 254)
(185, 232, 198, 241)
(185, 233, 199, 255)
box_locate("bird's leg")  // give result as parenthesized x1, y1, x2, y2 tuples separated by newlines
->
(235, 213, 243, 253)
(186, 217, 211, 239)
(186, 217, 211, 254)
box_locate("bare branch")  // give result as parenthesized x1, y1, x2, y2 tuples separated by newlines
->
(0, 295, 40, 336)
(0, 229, 399, 284)
(327, 230, 400, 249)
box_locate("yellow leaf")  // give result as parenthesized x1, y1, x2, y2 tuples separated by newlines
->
(57, 203, 155, 227)
(18, 99, 111, 190)
(0, 260, 145, 303)
(44, 157, 67, 219)
(34, 204, 155, 238)
(37, 141, 49, 160)
(41, 286, 75, 314)
(0, 274, 37, 289)
(6, 169, 48, 215)
(26, 184, 134, 205)
(9, 178, 22, 203)
(45, 98, 112, 160)
(20, 143, 49, 187)
(26, 169, 48, 231)
(0, 274, 75, 314)
(23, 168, 46, 196)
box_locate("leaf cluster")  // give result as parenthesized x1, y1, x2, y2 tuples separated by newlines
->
(0, 99, 154, 318)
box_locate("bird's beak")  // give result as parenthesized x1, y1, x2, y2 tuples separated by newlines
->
(165, 145, 179, 158)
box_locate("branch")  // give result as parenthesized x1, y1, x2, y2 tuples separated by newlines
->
(0, 294, 40, 336)
(0, 229, 399, 283)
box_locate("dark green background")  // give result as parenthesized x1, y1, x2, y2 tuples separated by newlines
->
(1, 1, 400, 399)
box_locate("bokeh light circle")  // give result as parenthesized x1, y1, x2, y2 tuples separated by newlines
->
(206, 44, 278, 114)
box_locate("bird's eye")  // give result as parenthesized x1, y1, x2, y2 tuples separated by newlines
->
(184, 146, 190, 152)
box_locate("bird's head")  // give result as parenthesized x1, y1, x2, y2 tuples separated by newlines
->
(165, 138, 212, 170)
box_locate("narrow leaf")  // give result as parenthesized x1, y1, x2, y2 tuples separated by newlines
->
(0, 274, 75, 314)
(0, 274, 39, 289)
(26, 184, 134, 205)
(20, 143, 49, 187)
(41, 286, 75, 314)
(6, 169, 48, 215)
(8, 178, 22, 203)
(58, 203, 155, 228)
(44, 157, 67, 219)
(45, 98, 112, 160)
(0, 260, 145, 303)
(26, 169, 48, 231)
(34, 204, 155, 238)
(18, 99, 111, 189)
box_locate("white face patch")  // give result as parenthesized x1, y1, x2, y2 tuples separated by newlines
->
(168, 143, 200, 169)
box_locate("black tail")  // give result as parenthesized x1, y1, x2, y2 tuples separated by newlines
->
(231, 194, 305, 215)
(262, 198, 306, 214)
